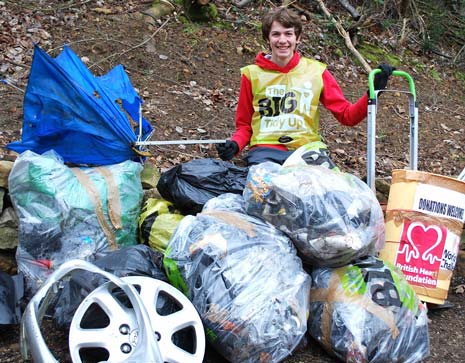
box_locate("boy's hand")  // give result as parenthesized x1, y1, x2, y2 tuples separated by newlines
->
(374, 64, 396, 90)
(216, 140, 239, 161)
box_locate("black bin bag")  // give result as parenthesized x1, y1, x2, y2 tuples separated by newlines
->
(53, 244, 166, 327)
(157, 158, 248, 215)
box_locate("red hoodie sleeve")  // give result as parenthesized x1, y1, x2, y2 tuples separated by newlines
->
(231, 74, 254, 151)
(320, 69, 368, 126)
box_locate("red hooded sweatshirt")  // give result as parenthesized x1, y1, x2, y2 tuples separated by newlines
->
(231, 52, 368, 152)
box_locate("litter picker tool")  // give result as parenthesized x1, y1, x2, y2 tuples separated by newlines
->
(133, 139, 227, 146)
(132, 101, 227, 148)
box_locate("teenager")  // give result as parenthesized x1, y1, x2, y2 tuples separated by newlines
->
(217, 7, 394, 166)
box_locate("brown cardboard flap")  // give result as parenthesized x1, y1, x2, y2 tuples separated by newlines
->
(385, 209, 463, 235)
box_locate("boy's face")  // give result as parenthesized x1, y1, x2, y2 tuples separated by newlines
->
(268, 20, 300, 67)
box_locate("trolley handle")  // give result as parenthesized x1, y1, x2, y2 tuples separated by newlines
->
(368, 69, 417, 101)
(365, 69, 419, 192)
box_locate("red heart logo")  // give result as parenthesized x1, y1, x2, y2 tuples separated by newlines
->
(395, 221, 447, 288)
(407, 222, 444, 264)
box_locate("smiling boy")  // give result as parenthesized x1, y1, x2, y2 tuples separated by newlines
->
(217, 7, 394, 166)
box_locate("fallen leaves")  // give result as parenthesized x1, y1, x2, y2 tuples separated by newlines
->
(454, 284, 465, 294)
(93, 7, 113, 15)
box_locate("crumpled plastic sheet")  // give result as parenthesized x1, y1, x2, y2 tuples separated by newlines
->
(282, 141, 338, 170)
(8, 150, 143, 297)
(52, 244, 167, 327)
(202, 193, 247, 214)
(243, 162, 385, 267)
(164, 194, 311, 363)
(308, 255, 430, 363)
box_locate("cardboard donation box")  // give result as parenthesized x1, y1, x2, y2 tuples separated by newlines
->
(380, 169, 465, 305)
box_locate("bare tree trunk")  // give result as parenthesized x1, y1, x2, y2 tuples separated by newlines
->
(182, 0, 217, 21)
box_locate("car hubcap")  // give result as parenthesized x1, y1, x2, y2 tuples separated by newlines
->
(69, 276, 205, 363)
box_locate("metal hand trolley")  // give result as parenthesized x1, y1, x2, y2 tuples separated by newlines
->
(366, 69, 419, 192)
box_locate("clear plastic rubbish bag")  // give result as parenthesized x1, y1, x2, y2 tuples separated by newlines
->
(243, 162, 385, 267)
(164, 195, 311, 363)
(202, 193, 247, 214)
(308, 255, 430, 363)
(9, 150, 143, 296)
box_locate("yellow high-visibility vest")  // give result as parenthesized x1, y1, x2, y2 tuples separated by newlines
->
(242, 58, 326, 150)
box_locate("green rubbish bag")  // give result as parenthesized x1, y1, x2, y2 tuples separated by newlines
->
(139, 198, 184, 253)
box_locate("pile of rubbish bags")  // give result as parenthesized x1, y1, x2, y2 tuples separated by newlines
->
(3, 151, 430, 363)
(157, 160, 429, 363)
(1, 45, 431, 363)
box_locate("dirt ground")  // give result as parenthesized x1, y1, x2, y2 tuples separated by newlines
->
(1, 1, 465, 362)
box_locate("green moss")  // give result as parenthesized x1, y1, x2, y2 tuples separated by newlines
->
(430, 69, 441, 81)
(239, 27, 248, 34)
(185, 3, 218, 22)
(358, 42, 401, 67)
(211, 20, 234, 31)
(412, 62, 426, 73)
(182, 21, 200, 35)
(454, 70, 465, 82)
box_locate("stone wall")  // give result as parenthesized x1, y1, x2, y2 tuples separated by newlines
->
(0, 160, 18, 273)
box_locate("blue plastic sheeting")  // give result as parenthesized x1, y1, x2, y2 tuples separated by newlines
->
(7, 45, 153, 165)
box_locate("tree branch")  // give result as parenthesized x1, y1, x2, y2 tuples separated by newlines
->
(235, 0, 253, 8)
(337, 0, 360, 20)
(315, 0, 371, 73)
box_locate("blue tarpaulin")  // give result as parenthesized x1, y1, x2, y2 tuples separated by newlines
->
(7, 45, 153, 165)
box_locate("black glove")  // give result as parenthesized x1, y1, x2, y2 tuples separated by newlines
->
(216, 140, 239, 161)
(373, 63, 395, 91)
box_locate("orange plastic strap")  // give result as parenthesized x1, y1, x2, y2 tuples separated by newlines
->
(95, 167, 122, 230)
(311, 271, 400, 351)
(71, 168, 118, 250)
